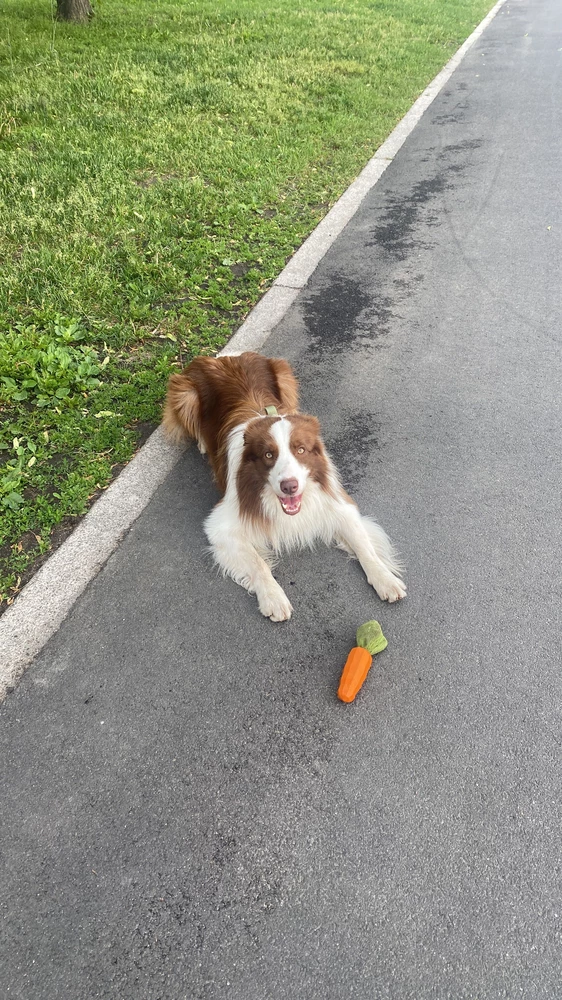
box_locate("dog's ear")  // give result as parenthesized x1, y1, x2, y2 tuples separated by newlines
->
(289, 414, 325, 456)
(269, 358, 299, 412)
(307, 416, 324, 455)
(296, 414, 321, 437)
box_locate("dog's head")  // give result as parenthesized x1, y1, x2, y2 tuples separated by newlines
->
(238, 414, 329, 519)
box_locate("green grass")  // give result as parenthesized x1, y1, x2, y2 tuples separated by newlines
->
(0, 0, 493, 607)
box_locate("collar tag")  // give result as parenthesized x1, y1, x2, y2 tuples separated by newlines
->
(264, 405, 278, 416)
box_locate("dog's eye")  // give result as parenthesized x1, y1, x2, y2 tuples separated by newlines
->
(265, 451, 273, 460)
(296, 446, 305, 455)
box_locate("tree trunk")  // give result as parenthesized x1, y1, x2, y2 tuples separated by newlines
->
(56, 0, 93, 23)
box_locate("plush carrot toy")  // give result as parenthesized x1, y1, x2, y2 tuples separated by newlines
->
(337, 620, 387, 703)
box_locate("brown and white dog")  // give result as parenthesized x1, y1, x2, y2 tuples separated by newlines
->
(163, 352, 406, 621)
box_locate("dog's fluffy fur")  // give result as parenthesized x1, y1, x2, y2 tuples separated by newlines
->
(163, 352, 406, 620)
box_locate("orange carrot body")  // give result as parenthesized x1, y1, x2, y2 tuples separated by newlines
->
(337, 646, 373, 703)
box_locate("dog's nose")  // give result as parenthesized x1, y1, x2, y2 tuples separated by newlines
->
(280, 478, 299, 496)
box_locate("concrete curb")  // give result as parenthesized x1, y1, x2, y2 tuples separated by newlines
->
(0, 0, 506, 701)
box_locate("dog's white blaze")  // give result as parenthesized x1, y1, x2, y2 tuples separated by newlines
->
(269, 417, 308, 496)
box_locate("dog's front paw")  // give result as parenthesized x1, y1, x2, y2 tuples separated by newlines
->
(257, 583, 293, 622)
(372, 571, 407, 603)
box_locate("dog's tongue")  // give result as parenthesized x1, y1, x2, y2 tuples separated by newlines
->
(279, 493, 302, 515)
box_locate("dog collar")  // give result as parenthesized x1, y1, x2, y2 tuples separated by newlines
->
(264, 405, 278, 416)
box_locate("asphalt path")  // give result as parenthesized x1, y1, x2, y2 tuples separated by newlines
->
(2, 1, 562, 997)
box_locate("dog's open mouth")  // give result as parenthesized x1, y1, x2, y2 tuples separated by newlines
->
(278, 494, 303, 516)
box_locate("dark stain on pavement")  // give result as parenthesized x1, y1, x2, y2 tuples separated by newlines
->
(326, 409, 381, 487)
(300, 274, 397, 362)
(301, 274, 370, 352)
(442, 138, 484, 155)
(369, 144, 482, 264)
(369, 173, 448, 261)
(298, 141, 482, 364)
(431, 99, 471, 125)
